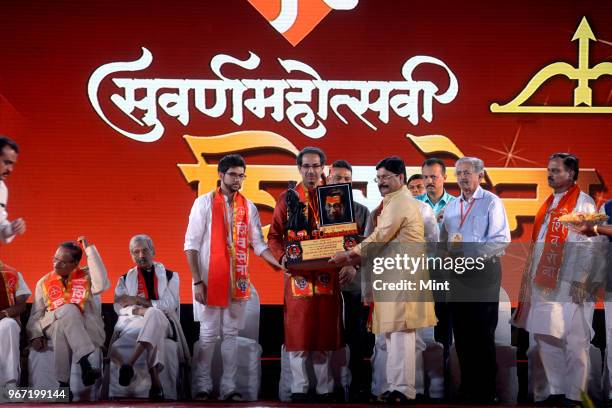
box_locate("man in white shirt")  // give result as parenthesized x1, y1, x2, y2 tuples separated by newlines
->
(185, 154, 283, 401)
(0, 137, 25, 244)
(0, 136, 28, 398)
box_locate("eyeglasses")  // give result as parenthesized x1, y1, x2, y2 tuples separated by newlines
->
(374, 174, 400, 183)
(300, 164, 322, 171)
(224, 172, 247, 180)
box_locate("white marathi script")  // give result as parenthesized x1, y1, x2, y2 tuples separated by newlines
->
(87, 47, 459, 142)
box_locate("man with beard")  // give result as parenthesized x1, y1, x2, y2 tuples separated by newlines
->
(268, 147, 343, 403)
(113, 235, 188, 401)
(440, 157, 510, 404)
(27, 238, 110, 391)
(512, 153, 598, 406)
(331, 156, 437, 404)
(185, 154, 282, 402)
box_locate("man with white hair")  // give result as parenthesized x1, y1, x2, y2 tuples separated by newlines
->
(114, 234, 186, 401)
(440, 157, 510, 404)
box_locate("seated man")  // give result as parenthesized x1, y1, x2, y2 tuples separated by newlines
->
(114, 234, 187, 400)
(0, 263, 30, 395)
(26, 237, 110, 391)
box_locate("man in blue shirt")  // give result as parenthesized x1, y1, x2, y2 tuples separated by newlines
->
(416, 158, 455, 224)
(440, 157, 510, 404)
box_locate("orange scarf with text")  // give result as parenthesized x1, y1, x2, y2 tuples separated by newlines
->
(207, 188, 250, 307)
(532, 184, 580, 289)
(0, 263, 19, 310)
(43, 267, 91, 312)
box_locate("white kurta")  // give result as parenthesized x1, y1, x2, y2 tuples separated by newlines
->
(0, 181, 16, 243)
(524, 190, 598, 401)
(0, 271, 31, 385)
(525, 191, 597, 338)
(185, 191, 269, 399)
(184, 191, 268, 321)
(113, 263, 179, 369)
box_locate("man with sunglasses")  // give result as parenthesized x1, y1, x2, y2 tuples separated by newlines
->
(268, 147, 344, 403)
(185, 154, 282, 402)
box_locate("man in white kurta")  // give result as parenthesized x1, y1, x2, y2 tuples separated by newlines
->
(0, 136, 26, 244)
(0, 181, 25, 243)
(513, 154, 598, 404)
(26, 238, 110, 387)
(184, 154, 282, 401)
(0, 136, 28, 395)
(113, 234, 181, 400)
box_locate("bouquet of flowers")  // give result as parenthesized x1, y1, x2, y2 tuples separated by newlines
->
(558, 211, 608, 227)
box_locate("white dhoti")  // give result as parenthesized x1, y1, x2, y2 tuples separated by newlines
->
(531, 302, 593, 401)
(0, 318, 20, 385)
(193, 301, 246, 399)
(44, 304, 96, 383)
(117, 307, 171, 370)
(289, 351, 333, 394)
(384, 330, 416, 399)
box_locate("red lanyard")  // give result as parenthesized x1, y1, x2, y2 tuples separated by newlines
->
(459, 198, 476, 229)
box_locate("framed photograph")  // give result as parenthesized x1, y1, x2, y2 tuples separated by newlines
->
(316, 183, 355, 226)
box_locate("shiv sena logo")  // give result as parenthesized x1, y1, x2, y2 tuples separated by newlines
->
(247, 0, 358, 46)
(47, 285, 63, 300)
(294, 275, 309, 289)
(236, 278, 249, 292)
